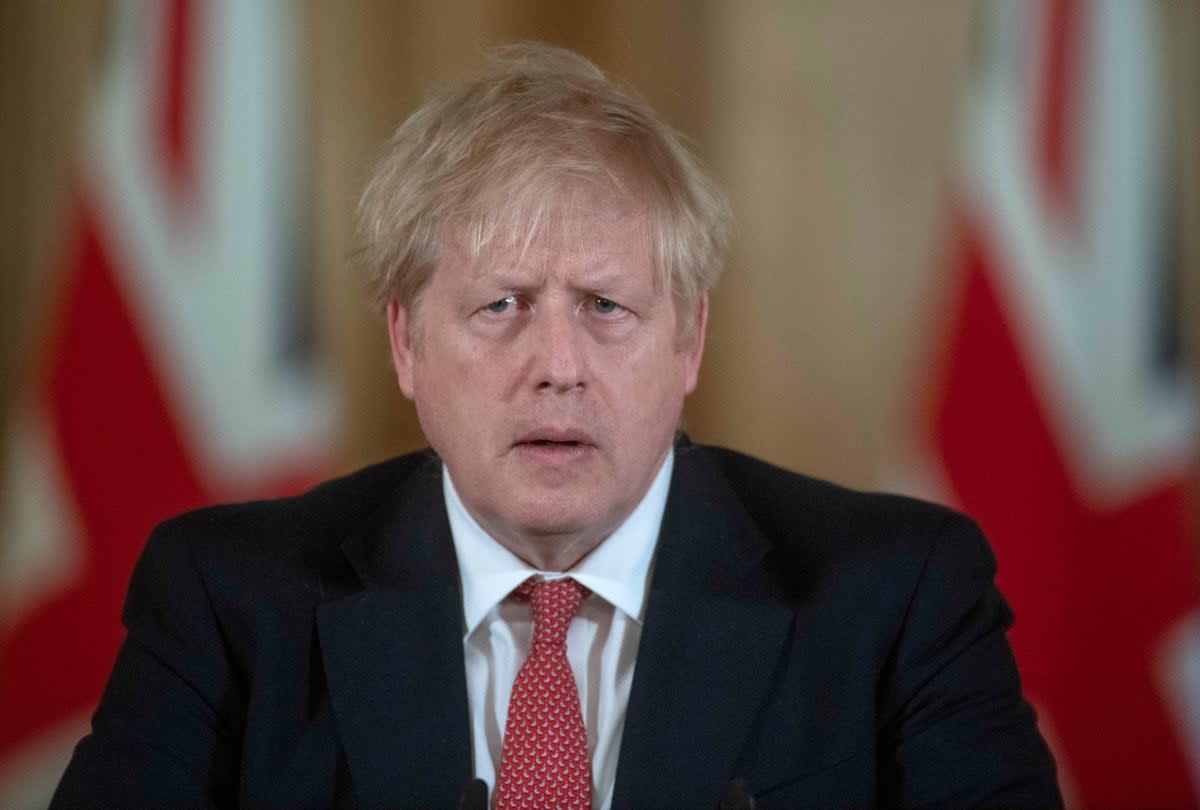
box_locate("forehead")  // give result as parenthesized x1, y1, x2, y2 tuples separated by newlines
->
(440, 205, 658, 285)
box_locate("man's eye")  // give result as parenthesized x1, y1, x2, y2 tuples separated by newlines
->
(484, 296, 518, 314)
(592, 297, 621, 315)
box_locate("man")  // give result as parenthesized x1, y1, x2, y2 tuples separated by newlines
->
(53, 44, 1061, 808)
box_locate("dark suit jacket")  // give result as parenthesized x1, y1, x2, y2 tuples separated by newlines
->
(53, 440, 1061, 809)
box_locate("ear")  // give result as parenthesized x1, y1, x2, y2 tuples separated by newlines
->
(386, 300, 417, 400)
(682, 293, 708, 394)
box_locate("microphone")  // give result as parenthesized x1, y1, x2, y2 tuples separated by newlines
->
(715, 777, 755, 810)
(457, 778, 488, 810)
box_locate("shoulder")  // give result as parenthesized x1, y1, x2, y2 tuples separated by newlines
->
(137, 450, 439, 592)
(160, 449, 436, 537)
(686, 442, 991, 580)
(692, 442, 977, 537)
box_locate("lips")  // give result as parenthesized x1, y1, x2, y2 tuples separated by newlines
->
(512, 428, 598, 467)
(514, 428, 594, 447)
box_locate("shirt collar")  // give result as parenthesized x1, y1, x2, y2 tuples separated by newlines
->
(444, 449, 674, 638)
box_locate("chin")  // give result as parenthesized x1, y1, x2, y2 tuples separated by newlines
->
(508, 492, 599, 539)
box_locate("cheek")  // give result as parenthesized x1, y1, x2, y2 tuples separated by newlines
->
(412, 341, 510, 428)
(599, 343, 689, 415)
(410, 348, 471, 432)
(637, 335, 690, 383)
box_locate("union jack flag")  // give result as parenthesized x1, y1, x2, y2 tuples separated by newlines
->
(0, 2, 337, 806)
(905, 1, 1200, 806)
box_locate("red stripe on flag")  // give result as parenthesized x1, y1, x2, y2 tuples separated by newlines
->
(1036, 0, 1081, 220)
(160, 0, 195, 201)
(0, 198, 208, 753)
(928, 215, 1199, 806)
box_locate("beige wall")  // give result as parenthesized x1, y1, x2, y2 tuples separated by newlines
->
(0, 0, 108, 467)
(695, 2, 974, 485)
(3, 1, 1195, 495)
(0, 1, 108, 517)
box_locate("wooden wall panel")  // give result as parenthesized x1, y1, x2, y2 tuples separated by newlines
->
(694, 1, 975, 486)
(0, 0, 108, 496)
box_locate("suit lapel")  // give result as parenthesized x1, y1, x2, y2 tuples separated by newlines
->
(315, 444, 796, 808)
(317, 456, 472, 810)
(612, 444, 796, 808)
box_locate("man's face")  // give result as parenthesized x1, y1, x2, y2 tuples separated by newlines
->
(386, 205, 706, 570)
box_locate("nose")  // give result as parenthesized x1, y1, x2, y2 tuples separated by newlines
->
(532, 303, 585, 392)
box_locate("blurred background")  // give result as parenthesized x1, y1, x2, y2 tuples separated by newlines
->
(0, 1, 1197, 807)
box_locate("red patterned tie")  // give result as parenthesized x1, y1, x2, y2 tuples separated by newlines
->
(495, 577, 592, 810)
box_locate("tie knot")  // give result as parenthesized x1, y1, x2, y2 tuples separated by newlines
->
(513, 577, 590, 646)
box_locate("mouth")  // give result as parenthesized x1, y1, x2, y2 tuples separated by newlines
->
(515, 428, 593, 446)
(513, 429, 596, 465)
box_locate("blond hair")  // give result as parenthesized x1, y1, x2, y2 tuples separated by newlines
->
(357, 42, 731, 327)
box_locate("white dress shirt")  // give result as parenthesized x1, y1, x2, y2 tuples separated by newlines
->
(443, 450, 673, 810)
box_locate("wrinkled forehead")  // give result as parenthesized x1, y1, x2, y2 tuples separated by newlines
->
(439, 180, 661, 283)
